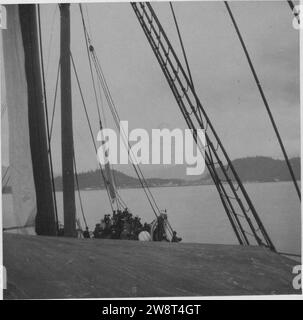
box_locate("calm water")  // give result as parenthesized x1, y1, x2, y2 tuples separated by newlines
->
(2, 182, 301, 255)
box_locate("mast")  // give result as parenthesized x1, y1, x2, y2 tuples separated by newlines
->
(18, 4, 57, 235)
(60, 4, 76, 237)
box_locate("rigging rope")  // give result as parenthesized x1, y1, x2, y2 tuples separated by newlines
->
(49, 59, 60, 140)
(224, 1, 301, 201)
(79, 5, 166, 221)
(37, 4, 59, 230)
(169, 2, 205, 128)
(90, 49, 162, 218)
(70, 51, 115, 213)
(73, 154, 88, 229)
(45, 5, 58, 76)
(169, 2, 194, 89)
(79, 4, 126, 212)
(79, 4, 103, 126)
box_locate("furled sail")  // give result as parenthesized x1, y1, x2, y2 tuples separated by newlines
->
(103, 147, 117, 203)
(2, 4, 57, 235)
(105, 162, 117, 202)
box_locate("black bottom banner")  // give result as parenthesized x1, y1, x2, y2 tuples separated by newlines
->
(0, 299, 302, 318)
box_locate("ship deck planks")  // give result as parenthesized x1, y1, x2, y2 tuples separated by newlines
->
(3, 233, 300, 299)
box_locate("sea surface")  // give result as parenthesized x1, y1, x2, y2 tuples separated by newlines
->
(2, 181, 301, 256)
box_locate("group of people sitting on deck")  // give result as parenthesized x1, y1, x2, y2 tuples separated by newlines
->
(57, 208, 182, 242)
(93, 208, 150, 240)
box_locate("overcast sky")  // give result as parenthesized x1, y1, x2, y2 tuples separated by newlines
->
(1, 1, 300, 177)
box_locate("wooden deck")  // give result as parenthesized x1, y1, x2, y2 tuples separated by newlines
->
(3, 233, 300, 299)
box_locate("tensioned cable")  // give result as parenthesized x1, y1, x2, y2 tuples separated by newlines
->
(79, 4, 102, 127)
(91, 47, 163, 219)
(169, 2, 194, 89)
(224, 1, 301, 201)
(73, 154, 88, 229)
(79, 7, 163, 220)
(79, 4, 127, 211)
(70, 51, 114, 213)
(92, 51, 161, 210)
(90, 50, 162, 219)
(84, 4, 93, 38)
(37, 4, 59, 229)
(169, 2, 204, 124)
(79, 3, 120, 193)
(45, 5, 58, 76)
(49, 59, 60, 140)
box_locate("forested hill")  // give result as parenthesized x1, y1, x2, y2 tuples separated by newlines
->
(2, 156, 300, 193)
(204, 156, 300, 182)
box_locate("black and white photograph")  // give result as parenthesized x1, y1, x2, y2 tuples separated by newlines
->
(0, 0, 301, 301)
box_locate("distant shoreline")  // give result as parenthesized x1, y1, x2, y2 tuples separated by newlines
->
(2, 179, 300, 195)
(67, 179, 302, 192)
(2, 156, 300, 194)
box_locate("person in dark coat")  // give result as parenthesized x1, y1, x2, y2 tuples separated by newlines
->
(83, 227, 90, 239)
(93, 223, 103, 238)
(171, 231, 182, 242)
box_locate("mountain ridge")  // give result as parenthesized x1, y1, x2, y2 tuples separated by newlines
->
(2, 156, 301, 192)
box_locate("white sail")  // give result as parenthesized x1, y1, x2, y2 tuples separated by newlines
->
(1, 5, 36, 233)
